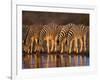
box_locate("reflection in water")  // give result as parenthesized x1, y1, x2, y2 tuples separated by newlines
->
(22, 52, 89, 69)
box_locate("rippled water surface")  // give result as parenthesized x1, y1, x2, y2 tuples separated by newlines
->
(22, 53, 89, 69)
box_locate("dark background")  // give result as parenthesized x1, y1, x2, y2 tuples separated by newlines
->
(22, 11, 89, 26)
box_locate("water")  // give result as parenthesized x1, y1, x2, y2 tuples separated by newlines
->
(22, 53, 89, 69)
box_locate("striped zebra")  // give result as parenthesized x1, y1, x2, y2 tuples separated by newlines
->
(78, 24, 89, 52)
(22, 25, 32, 54)
(69, 25, 81, 54)
(39, 22, 62, 53)
(58, 23, 74, 53)
(29, 24, 44, 53)
(39, 24, 50, 53)
(24, 24, 43, 53)
(67, 24, 89, 54)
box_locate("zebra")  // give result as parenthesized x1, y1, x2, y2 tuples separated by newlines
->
(66, 24, 89, 54)
(39, 22, 62, 53)
(68, 24, 83, 54)
(58, 23, 75, 53)
(78, 24, 89, 52)
(22, 25, 32, 54)
(29, 24, 44, 53)
(23, 24, 44, 54)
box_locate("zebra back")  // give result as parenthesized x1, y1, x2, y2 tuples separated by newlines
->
(58, 23, 74, 42)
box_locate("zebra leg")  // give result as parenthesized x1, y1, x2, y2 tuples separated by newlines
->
(47, 40, 50, 53)
(30, 40, 33, 53)
(66, 39, 69, 53)
(51, 40, 55, 52)
(27, 48, 30, 59)
(79, 38, 83, 53)
(74, 38, 78, 53)
(61, 38, 66, 53)
(54, 39, 57, 52)
(69, 40, 73, 54)
(61, 42, 64, 53)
